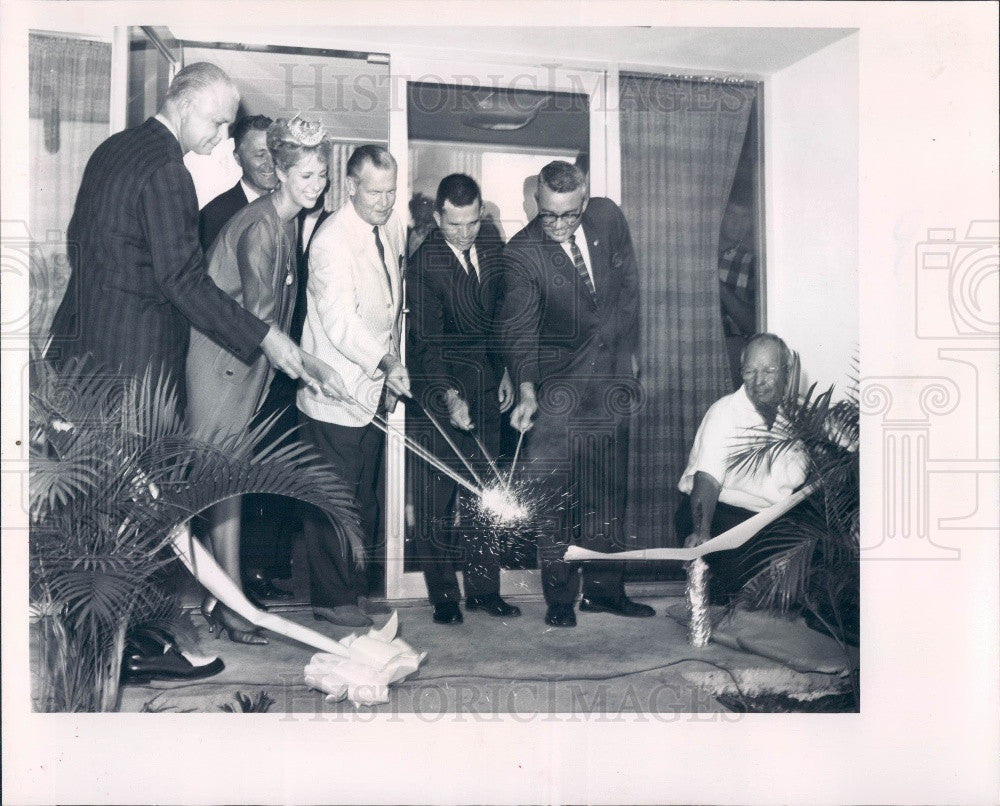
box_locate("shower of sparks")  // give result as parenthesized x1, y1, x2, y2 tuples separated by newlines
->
(478, 484, 531, 524)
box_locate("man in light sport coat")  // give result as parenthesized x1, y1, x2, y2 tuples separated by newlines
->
(297, 145, 410, 628)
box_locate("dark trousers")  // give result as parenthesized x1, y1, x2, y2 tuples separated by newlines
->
(413, 394, 502, 605)
(674, 494, 757, 603)
(299, 411, 385, 608)
(240, 373, 299, 579)
(525, 397, 629, 607)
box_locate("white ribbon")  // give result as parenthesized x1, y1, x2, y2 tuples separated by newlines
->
(169, 522, 350, 656)
(168, 522, 426, 706)
(564, 485, 815, 563)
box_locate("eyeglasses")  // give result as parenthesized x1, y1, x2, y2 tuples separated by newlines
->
(741, 366, 783, 380)
(538, 208, 584, 227)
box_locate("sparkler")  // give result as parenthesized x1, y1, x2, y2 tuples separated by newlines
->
(507, 430, 525, 489)
(366, 410, 482, 497)
(411, 398, 486, 489)
(471, 432, 506, 485)
(349, 391, 535, 525)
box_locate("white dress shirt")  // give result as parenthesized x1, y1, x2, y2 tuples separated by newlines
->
(240, 178, 265, 203)
(445, 241, 479, 278)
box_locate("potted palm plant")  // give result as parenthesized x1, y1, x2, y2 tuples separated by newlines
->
(29, 357, 364, 712)
(727, 376, 860, 702)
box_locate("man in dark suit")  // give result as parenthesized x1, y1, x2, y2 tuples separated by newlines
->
(499, 160, 654, 627)
(45, 62, 341, 683)
(407, 174, 519, 625)
(198, 114, 277, 252)
(47, 62, 333, 411)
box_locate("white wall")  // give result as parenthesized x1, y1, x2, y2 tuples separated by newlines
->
(764, 34, 859, 394)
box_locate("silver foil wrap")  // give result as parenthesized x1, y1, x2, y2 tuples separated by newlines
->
(686, 558, 711, 647)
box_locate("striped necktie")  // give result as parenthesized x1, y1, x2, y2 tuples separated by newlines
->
(568, 233, 597, 305)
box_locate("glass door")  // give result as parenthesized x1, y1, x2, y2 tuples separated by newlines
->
(385, 56, 611, 599)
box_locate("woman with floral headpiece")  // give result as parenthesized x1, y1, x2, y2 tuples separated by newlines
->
(186, 116, 344, 643)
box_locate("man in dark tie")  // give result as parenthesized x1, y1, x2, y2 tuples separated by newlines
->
(499, 160, 654, 627)
(45, 62, 341, 683)
(47, 62, 333, 409)
(298, 145, 409, 628)
(407, 174, 519, 625)
(198, 114, 277, 252)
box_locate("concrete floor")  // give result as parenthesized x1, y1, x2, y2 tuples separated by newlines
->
(117, 594, 856, 715)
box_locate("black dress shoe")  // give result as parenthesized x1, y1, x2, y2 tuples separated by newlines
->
(121, 631, 225, 685)
(433, 601, 464, 624)
(544, 603, 577, 627)
(579, 596, 656, 617)
(244, 569, 294, 601)
(465, 595, 521, 617)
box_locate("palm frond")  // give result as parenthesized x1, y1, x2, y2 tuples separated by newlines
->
(739, 536, 817, 612)
(29, 452, 104, 522)
(219, 690, 275, 713)
(30, 358, 373, 711)
(720, 370, 859, 643)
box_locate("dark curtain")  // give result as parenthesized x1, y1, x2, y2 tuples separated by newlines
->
(620, 73, 756, 547)
(29, 33, 111, 338)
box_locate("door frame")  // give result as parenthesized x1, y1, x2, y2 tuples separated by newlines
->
(384, 54, 612, 599)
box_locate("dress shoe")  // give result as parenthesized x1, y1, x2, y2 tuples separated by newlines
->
(122, 631, 225, 685)
(244, 569, 294, 601)
(579, 596, 656, 617)
(465, 595, 521, 618)
(433, 601, 464, 624)
(202, 602, 268, 645)
(313, 605, 373, 628)
(358, 596, 392, 616)
(544, 603, 577, 627)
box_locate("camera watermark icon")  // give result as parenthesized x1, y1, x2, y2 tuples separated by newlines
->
(1, 220, 75, 343)
(914, 220, 999, 340)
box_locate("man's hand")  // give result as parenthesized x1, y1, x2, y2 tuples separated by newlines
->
(300, 351, 350, 401)
(684, 531, 711, 549)
(497, 368, 514, 413)
(509, 382, 538, 433)
(379, 354, 411, 399)
(445, 390, 474, 431)
(260, 326, 307, 382)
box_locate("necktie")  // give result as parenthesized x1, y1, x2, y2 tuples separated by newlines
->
(461, 248, 480, 288)
(373, 225, 393, 293)
(568, 233, 597, 305)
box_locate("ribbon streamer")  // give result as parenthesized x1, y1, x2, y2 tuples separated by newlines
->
(170, 522, 351, 656)
(563, 485, 815, 562)
(170, 522, 426, 706)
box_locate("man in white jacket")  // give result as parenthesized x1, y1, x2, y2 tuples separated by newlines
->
(298, 144, 410, 627)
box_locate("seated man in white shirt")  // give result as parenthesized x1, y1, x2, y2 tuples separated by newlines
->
(676, 333, 807, 603)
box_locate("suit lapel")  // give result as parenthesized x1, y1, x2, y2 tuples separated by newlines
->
(538, 222, 598, 309)
(432, 229, 482, 313)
